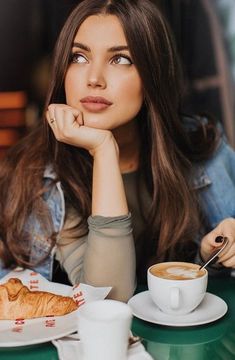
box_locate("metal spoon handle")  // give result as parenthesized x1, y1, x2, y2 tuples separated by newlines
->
(199, 237, 229, 270)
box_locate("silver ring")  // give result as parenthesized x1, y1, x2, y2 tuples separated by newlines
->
(50, 118, 56, 124)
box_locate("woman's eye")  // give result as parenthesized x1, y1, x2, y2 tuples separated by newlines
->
(71, 53, 87, 64)
(111, 55, 132, 65)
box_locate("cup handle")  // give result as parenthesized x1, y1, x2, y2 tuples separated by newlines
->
(170, 287, 180, 309)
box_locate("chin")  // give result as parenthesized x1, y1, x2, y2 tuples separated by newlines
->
(83, 116, 109, 130)
(84, 120, 105, 129)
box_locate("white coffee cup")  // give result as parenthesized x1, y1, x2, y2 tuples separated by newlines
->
(147, 261, 208, 315)
(78, 299, 132, 360)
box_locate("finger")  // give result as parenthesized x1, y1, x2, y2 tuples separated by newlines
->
(220, 255, 235, 267)
(47, 104, 81, 126)
(63, 108, 83, 127)
(46, 111, 57, 137)
(219, 242, 235, 264)
(201, 233, 224, 255)
(47, 104, 57, 123)
(52, 107, 81, 133)
(46, 110, 55, 125)
(221, 259, 235, 268)
(54, 106, 80, 122)
(49, 116, 56, 126)
(53, 108, 81, 136)
(76, 111, 84, 126)
(200, 231, 231, 263)
(211, 234, 227, 248)
(46, 111, 59, 137)
(218, 236, 233, 255)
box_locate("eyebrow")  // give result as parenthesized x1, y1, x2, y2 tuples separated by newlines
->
(73, 42, 129, 52)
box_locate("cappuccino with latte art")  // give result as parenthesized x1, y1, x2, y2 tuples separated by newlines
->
(150, 262, 206, 280)
(148, 261, 208, 315)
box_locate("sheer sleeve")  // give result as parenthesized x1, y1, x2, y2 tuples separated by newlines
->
(56, 207, 136, 302)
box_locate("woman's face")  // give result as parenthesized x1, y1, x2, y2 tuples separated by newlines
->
(65, 14, 143, 130)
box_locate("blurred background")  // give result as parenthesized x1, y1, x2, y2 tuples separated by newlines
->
(0, 0, 235, 158)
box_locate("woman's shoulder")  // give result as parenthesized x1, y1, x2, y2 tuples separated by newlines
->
(205, 136, 235, 167)
(193, 137, 235, 227)
(187, 111, 235, 185)
(191, 136, 235, 190)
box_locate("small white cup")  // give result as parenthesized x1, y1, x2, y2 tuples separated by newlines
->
(147, 261, 208, 315)
(78, 299, 132, 360)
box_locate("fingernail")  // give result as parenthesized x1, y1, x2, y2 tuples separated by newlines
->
(215, 236, 224, 243)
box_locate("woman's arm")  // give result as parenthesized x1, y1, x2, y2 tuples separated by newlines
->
(47, 104, 129, 217)
(48, 104, 136, 300)
(56, 207, 136, 302)
(91, 134, 128, 216)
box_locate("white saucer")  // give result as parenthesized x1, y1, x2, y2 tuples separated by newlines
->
(128, 291, 228, 327)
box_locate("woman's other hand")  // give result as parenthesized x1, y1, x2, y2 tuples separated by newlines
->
(46, 104, 116, 156)
(200, 218, 235, 268)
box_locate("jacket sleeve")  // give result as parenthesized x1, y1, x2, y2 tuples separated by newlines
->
(194, 138, 235, 276)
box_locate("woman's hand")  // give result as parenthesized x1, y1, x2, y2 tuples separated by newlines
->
(46, 104, 116, 156)
(47, 103, 128, 216)
(200, 218, 235, 268)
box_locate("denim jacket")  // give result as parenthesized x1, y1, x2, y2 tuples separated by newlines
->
(0, 166, 65, 280)
(0, 138, 235, 280)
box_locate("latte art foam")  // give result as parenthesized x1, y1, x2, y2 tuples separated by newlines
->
(166, 266, 198, 279)
(150, 262, 206, 280)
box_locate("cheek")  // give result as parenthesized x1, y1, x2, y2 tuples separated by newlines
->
(64, 69, 72, 92)
(64, 69, 81, 103)
(118, 77, 143, 111)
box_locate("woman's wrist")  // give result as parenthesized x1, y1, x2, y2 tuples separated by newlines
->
(91, 133, 128, 217)
(89, 132, 119, 158)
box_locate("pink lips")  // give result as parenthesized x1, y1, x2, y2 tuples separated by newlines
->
(80, 96, 113, 112)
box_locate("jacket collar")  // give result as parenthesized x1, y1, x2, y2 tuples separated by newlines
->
(43, 164, 57, 180)
(191, 164, 212, 190)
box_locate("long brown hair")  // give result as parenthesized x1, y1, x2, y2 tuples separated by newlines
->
(0, 0, 218, 271)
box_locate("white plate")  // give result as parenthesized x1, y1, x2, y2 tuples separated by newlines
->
(128, 291, 228, 327)
(0, 269, 111, 347)
(0, 310, 79, 347)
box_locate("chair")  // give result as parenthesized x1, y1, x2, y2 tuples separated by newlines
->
(0, 91, 27, 158)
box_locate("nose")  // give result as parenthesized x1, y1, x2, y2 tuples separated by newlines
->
(87, 62, 106, 89)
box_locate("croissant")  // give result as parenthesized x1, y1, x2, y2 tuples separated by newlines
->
(0, 278, 78, 320)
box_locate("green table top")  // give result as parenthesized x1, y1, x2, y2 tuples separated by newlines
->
(0, 276, 234, 360)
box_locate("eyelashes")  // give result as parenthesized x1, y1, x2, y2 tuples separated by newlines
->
(70, 53, 87, 64)
(111, 53, 133, 65)
(69, 52, 133, 66)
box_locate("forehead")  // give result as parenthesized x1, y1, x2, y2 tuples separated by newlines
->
(74, 14, 127, 45)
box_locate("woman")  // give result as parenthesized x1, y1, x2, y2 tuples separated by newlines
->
(0, 0, 235, 301)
